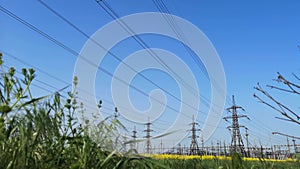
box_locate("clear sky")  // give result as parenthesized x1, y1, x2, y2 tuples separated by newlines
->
(1, 0, 300, 151)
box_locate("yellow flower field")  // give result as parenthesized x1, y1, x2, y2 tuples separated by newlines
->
(150, 154, 295, 162)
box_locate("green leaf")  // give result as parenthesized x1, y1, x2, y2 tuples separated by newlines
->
(100, 150, 117, 168)
(18, 95, 48, 108)
(0, 104, 12, 114)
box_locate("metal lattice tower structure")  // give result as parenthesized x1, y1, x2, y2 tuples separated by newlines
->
(144, 118, 153, 154)
(189, 115, 201, 155)
(224, 95, 249, 156)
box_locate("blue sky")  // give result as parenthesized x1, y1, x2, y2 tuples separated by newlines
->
(1, 0, 300, 151)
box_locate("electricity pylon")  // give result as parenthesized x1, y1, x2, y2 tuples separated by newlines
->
(144, 118, 153, 154)
(189, 115, 201, 155)
(224, 95, 249, 156)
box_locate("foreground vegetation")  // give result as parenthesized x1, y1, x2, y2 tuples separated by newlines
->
(0, 54, 163, 168)
(0, 52, 299, 168)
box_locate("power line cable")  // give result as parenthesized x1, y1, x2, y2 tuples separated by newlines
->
(0, 5, 201, 124)
(95, 0, 204, 100)
(152, 0, 232, 108)
(36, 0, 216, 120)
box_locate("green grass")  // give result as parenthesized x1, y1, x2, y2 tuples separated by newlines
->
(0, 53, 165, 169)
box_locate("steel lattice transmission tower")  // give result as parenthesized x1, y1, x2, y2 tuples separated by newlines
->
(144, 118, 153, 154)
(224, 95, 249, 156)
(189, 115, 201, 155)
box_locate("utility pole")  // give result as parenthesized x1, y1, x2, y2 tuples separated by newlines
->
(189, 115, 201, 155)
(130, 126, 137, 151)
(144, 118, 153, 154)
(224, 95, 249, 156)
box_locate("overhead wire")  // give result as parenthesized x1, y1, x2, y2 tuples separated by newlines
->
(38, 0, 230, 132)
(94, 0, 228, 124)
(35, 0, 219, 121)
(95, 0, 205, 102)
(150, 0, 236, 143)
(152, 0, 232, 108)
(1, 2, 280, 146)
(0, 5, 178, 116)
(0, 2, 230, 145)
(0, 4, 209, 140)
